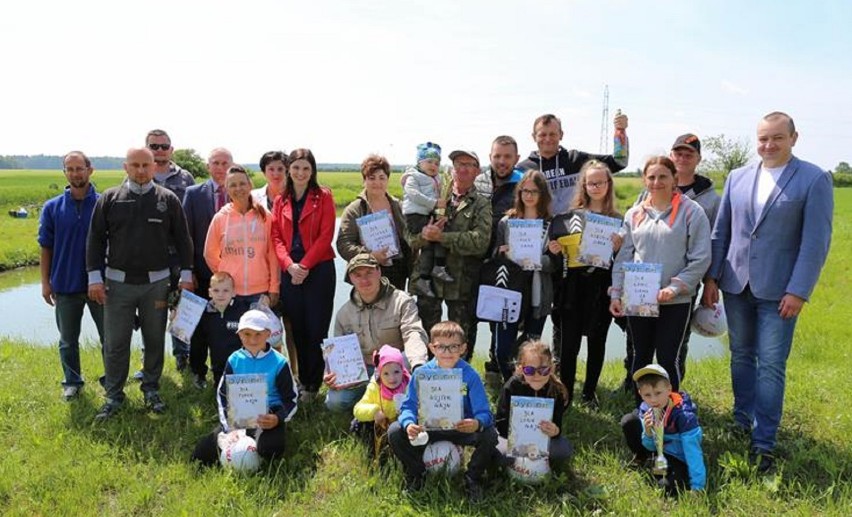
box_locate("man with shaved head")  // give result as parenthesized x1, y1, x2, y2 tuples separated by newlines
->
(182, 147, 234, 388)
(87, 147, 193, 420)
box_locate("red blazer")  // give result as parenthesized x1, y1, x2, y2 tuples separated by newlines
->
(272, 186, 336, 271)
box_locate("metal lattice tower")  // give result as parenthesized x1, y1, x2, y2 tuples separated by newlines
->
(599, 85, 610, 153)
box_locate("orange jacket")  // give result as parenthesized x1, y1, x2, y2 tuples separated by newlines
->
(204, 204, 280, 296)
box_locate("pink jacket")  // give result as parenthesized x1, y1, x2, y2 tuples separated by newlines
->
(204, 204, 280, 296)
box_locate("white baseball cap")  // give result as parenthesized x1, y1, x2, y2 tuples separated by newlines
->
(236, 310, 271, 332)
(632, 364, 670, 382)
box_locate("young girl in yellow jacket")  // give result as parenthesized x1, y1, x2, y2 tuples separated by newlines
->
(352, 344, 411, 461)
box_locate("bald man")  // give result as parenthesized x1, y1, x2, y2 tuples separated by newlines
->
(87, 147, 193, 420)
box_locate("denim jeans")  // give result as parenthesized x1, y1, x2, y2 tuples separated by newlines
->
(325, 365, 374, 412)
(55, 292, 105, 387)
(724, 287, 797, 452)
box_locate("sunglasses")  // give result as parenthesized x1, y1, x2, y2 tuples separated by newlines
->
(521, 365, 552, 376)
(148, 143, 171, 151)
(432, 343, 463, 354)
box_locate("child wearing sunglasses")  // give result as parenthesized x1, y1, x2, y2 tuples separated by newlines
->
(388, 321, 497, 501)
(494, 340, 573, 469)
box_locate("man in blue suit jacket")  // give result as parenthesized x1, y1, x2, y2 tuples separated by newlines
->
(182, 147, 233, 388)
(703, 112, 833, 472)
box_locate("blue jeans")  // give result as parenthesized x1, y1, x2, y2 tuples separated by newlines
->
(724, 287, 797, 452)
(55, 293, 105, 387)
(325, 366, 374, 412)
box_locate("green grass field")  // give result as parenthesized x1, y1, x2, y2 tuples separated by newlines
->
(0, 169, 644, 271)
(0, 186, 849, 514)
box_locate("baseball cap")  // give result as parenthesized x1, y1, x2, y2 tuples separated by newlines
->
(346, 253, 380, 275)
(237, 309, 272, 332)
(671, 133, 701, 154)
(632, 364, 670, 382)
(448, 150, 480, 166)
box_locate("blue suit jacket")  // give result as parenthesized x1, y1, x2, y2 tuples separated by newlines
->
(183, 179, 217, 282)
(708, 156, 833, 301)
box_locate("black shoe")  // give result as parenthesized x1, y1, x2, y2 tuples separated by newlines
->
(175, 354, 189, 372)
(483, 359, 499, 374)
(144, 392, 167, 414)
(192, 374, 208, 390)
(748, 448, 775, 473)
(132, 370, 144, 382)
(581, 392, 600, 410)
(94, 400, 121, 421)
(464, 474, 484, 502)
(727, 421, 751, 440)
(403, 474, 425, 494)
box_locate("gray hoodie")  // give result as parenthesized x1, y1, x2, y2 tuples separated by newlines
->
(612, 194, 711, 306)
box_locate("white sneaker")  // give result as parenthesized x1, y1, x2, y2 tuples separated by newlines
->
(62, 386, 81, 401)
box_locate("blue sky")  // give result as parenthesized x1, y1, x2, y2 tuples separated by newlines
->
(2, 0, 850, 170)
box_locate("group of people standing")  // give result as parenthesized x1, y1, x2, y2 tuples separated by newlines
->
(38, 109, 832, 479)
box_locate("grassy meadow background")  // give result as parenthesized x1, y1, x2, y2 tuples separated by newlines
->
(0, 170, 849, 515)
(0, 168, 644, 271)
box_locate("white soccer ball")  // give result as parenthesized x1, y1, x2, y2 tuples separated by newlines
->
(219, 435, 261, 472)
(508, 456, 551, 483)
(691, 302, 728, 337)
(422, 441, 463, 474)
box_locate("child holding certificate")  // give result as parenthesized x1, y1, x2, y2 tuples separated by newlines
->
(387, 321, 497, 501)
(550, 160, 622, 407)
(351, 345, 412, 460)
(494, 341, 573, 469)
(191, 310, 298, 467)
(492, 170, 560, 381)
(193, 271, 250, 389)
(620, 364, 705, 494)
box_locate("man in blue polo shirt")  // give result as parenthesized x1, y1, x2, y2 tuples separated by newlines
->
(38, 151, 105, 401)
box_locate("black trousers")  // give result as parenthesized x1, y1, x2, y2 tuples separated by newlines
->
(626, 303, 691, 394)
(189, 276, 211, 377)
(191, 423, 287, 467)
(387, 421, 498, 481)
(280, 260, 336, 391)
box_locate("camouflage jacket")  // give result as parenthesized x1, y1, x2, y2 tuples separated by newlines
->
(407, 187, 492, 301)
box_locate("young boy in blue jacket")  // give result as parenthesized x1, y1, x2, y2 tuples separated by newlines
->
(620, 364, 706, 493)
(191, 309, 298, 466)
(387, 320, 498, 501)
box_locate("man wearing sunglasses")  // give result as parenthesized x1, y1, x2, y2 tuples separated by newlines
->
(131, 130, 197, 376)
(147, 129, 196, 203)
(182, 147, 234, 389)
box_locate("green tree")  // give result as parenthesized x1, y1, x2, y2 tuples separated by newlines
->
(699, 134, 752, 179)
(173, 148, 208, 178)
(834, 161, 852, 175)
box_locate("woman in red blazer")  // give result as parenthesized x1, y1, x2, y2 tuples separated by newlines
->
(271, 148, 336, 400)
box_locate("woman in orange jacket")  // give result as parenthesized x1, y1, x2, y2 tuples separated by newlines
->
(204, 165, 280, 307)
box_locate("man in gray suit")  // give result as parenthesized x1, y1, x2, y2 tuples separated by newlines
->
(703, 112, 833, 472)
